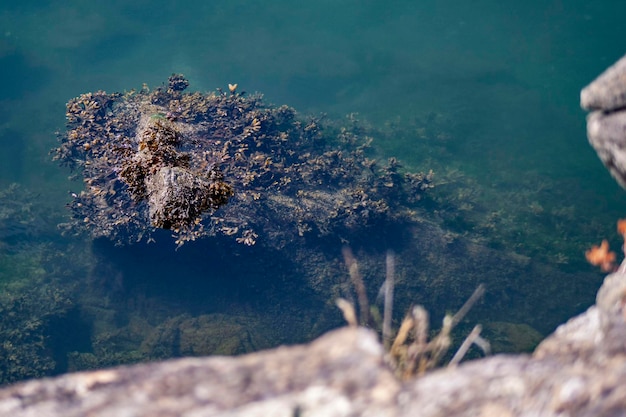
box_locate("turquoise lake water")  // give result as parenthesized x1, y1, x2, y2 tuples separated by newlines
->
(2, 1, 626, 216)
(2, 1, 626, 383)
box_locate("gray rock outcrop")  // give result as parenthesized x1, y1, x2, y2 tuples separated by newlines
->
(582, 53, 626, 189)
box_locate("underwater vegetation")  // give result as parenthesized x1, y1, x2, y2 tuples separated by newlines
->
(0, 184, 90, 385)
(53, 74, 433, 248)
(0, 184, 47, 246)
(358, 113, 617, 271)
(0, 72, 596, 388)
(66, 313, 276, 372)
(0, 281, 74, 384)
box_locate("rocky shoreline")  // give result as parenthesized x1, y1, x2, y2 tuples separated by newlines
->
(0, 264, 623, 416)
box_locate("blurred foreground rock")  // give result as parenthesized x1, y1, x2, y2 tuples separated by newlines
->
(582, 53, 626, 189)
(1, 267, 626, 417)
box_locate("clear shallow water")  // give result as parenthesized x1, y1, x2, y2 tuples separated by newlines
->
(1, 0, 626, 382)
(3, 1, 626, 207)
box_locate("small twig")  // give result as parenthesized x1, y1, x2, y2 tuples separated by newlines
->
(342, 246, 369, 326)
(450, 284, 485, 329)
(412, 305, 429, 350)
(448, 324, 484, 367)
(473, 334, 491, 356)
(382, 250, 395, 348)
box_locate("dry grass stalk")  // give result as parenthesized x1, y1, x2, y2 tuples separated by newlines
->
(335, 248, 489, 380)
(388, 284, 487, 379)
(448, 324, 490, 367)
(335, 298, 358, 327)
(451, 284, 485, 328)
(382, 250, 395, 349)
(342, 246, 369, 326)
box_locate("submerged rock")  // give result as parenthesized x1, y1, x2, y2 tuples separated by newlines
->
(53, 75, 433, 248)
(145, 165, 230, 231)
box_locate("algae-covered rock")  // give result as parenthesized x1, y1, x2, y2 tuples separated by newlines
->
(145, 165, 230, 231)
(53, 75, 433, 247)
(484, 321, 543, 353)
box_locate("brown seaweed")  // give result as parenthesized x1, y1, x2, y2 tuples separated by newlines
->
(53, 75, 434, 248)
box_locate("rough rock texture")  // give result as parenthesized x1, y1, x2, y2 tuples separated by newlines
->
(0, 327, 399, 417)
(581, 53, 626, 111)
(1, 266, 626, 417)
(585, 111, 626, 189)
(582, 52, 626, 189)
